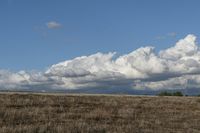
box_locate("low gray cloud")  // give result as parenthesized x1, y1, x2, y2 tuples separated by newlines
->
(1, 34, 200, 93)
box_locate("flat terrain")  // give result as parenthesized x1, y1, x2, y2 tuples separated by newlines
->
(0, 93, 200, 133)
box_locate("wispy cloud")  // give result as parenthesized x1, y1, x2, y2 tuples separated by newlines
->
(46, 21, 62, 29)
(155, 32, 177, 40)
(167, 32, 177, 37)
(1, 34, 200, 93)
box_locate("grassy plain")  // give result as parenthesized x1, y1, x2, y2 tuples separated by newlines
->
(0, 93, 200, 133)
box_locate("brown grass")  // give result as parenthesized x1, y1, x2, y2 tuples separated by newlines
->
(0, 93, 200, 133)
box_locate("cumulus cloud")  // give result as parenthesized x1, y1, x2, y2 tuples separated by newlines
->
(1, 34, 200, 93)
(46, 21, 62, 29)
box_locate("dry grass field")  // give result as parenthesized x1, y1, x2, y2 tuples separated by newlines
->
(0, 93, 200, 133)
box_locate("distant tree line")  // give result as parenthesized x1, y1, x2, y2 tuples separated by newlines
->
(157, 91, 183, 96)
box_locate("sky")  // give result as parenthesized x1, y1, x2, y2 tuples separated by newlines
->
(1, 0, 200, 94)
(1, 0, 200, 70)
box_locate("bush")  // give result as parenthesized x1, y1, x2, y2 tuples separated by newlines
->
(157, 91, 183, 96)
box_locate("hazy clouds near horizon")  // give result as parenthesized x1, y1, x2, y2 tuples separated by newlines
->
(1, 34, 200, 92)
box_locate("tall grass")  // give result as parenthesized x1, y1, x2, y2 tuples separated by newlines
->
(0, 93, 200, 133)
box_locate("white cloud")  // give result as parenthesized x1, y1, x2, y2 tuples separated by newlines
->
(2, 34, 200, 93)
(46, 21, 62, 29)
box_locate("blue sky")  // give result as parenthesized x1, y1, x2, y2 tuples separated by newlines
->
(1, 0, 200, 70)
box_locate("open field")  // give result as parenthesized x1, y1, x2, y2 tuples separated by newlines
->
(0, 93, 200, 133)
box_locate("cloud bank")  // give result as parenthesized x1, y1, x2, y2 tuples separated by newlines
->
(1, 34, 200, 93)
